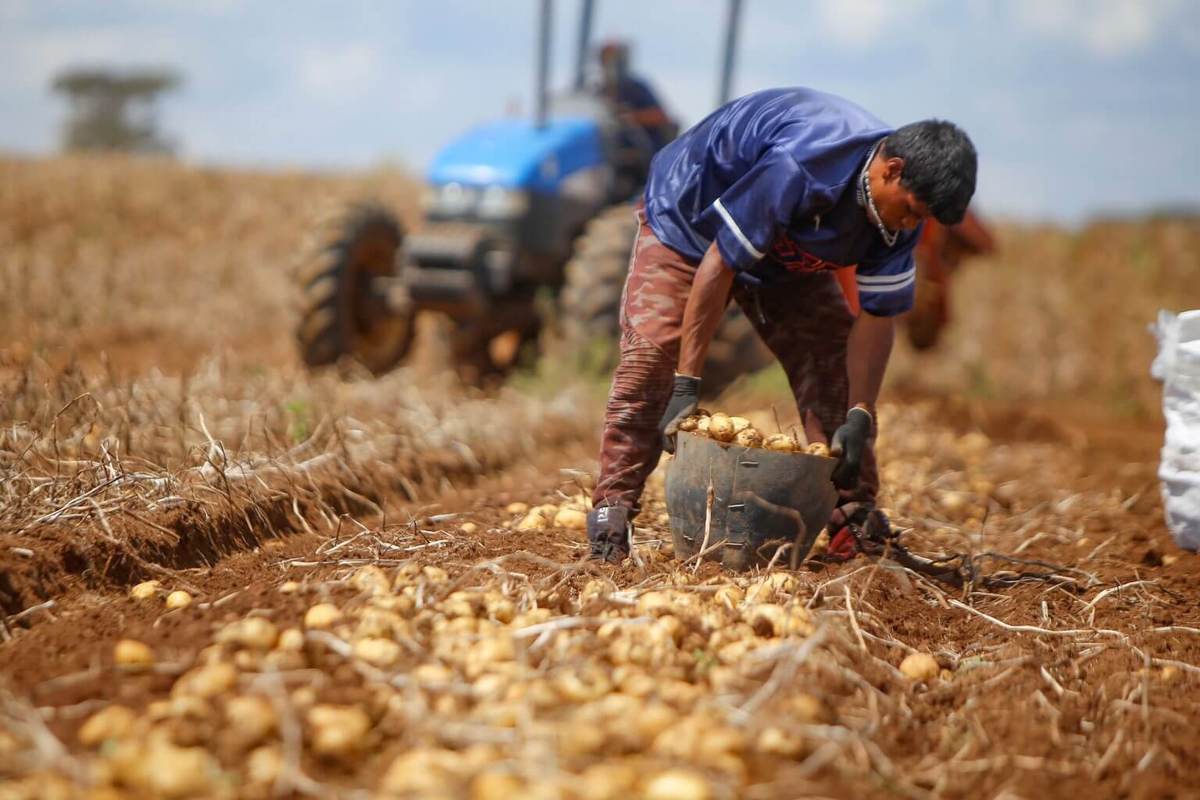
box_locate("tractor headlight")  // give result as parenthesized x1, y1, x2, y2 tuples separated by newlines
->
(422, 182, 478, 216)
(476, 186, 530, 220)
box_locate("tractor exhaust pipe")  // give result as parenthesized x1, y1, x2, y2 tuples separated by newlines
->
(535, 0, 553, 129)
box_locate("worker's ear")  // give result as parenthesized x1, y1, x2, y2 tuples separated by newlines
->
(882, 156, 906, 185)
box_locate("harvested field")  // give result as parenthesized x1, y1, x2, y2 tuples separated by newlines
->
(1, 155, 1199, 799)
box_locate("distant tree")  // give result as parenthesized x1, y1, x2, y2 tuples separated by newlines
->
(52, 67, 182, 154)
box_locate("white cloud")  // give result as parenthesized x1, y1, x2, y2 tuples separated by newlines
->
(296, 42, 382, 99)
(1014, 0, 1184, 56)
(812, 0, 933, 48)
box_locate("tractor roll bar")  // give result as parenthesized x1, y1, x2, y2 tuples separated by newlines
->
(718, 0, 743, 106)
(535, 0, 553, 129)
(574, 0, 595, 90)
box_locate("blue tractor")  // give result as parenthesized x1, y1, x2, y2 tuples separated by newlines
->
(296, 0, 768, 387)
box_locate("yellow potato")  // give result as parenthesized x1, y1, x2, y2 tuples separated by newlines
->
(730, 416, 752, 434)
(78, 705, 137, 746)
(172, 662, 237, 699)
(304, 603, 343, 630)
(643, 769, 713, 800)
(113, 639, 154, 670)
(307, 704, 371, 757)
(805, 442, 830, 458)
(353, 637, 402, 668)
(677, 415, 700, 432)
(764, 433, 795, 452)
(734, 427, 763, 448)
(708, 413, 735, 442)
(554, 507, 588, 530)
(899, 652, 940, 681)
(129, 580, 160, 601)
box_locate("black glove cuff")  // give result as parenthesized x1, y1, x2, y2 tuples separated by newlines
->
(846, 406, 873, 434)
(672, 374, 701, 396)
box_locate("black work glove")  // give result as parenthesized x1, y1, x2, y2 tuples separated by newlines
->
(830, 407, 873, 490)
(658, 374, 701, 454)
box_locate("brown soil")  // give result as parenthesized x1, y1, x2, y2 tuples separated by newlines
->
(3, 395, 1198, 798)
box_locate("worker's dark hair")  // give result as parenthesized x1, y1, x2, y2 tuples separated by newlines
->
(882, 120, 977, 225)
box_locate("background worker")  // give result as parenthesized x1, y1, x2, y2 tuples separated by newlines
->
(597, 40, 674, 152)
(585, 86, 978, 563)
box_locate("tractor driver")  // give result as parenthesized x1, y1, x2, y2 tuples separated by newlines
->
(597, 40, 674, 153)
(585, 87, 977, 563)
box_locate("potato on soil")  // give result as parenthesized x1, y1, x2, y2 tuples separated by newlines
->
(350, 565, 391, 596)
(224, 695, 277, 748)
(643, 768, 713, 800)
(517, 503, 558, 530)
(246, 744, 284, 786)
(304, 603, 343, 630)
(353, 636, 403, 668)
(899, 652, 941, 681)
(173, 662, 237, 699)
(129, 580, 161, 600)
(554, 506, 588, 530)
(111, 737, 220, 799)
(164, 590, 192, 610)
(78, 705, 137, 746)
(216, 617, 278, 650)
(379, 748, 465, 795)
(307, 704, 372, 757)
(113, 639, 154, 670)
(277, 627, 305, 652)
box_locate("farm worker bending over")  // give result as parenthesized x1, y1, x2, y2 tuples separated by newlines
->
(586, 87, 978, 563)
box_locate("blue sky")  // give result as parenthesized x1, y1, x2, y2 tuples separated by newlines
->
(1, 0, 1197, 222)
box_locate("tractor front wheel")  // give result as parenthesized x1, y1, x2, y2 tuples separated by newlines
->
(296, 204, 415, 375)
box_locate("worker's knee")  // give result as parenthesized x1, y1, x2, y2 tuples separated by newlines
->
(606, 330, 673, 426)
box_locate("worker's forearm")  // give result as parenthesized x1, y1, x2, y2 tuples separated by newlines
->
(846, 311, 895, 414)
(677, 242, 735, 377)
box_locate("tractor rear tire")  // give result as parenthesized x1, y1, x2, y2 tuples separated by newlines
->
(296, 203, 415, 375)
(558, 204, 772, 395)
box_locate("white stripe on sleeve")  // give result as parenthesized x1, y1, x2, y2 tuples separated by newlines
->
(712, 198, 765, 261)
(856, 265, 916, 287)
(857, 270, 915, 294)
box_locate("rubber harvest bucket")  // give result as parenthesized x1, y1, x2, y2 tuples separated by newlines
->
(665, 431, 839, 571)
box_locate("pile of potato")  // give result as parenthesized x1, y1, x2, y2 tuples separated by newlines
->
(678, 411, 830, 457)
(64, 563, 882, 800)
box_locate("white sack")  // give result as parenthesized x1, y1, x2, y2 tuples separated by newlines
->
(1152, 309, 1200, 551)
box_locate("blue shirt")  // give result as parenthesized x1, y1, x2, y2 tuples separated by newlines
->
(614, 76, 668, 150)
(643, 87, 920, 316)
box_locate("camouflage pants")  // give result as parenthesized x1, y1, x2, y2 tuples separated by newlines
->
(591, 206, 878, 516)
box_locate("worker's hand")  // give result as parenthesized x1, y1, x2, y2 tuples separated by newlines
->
(830, 407, 873, 490)
(659, 374, 701, 454)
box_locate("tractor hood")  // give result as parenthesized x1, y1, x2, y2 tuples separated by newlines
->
(427, 117, 603, 193)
